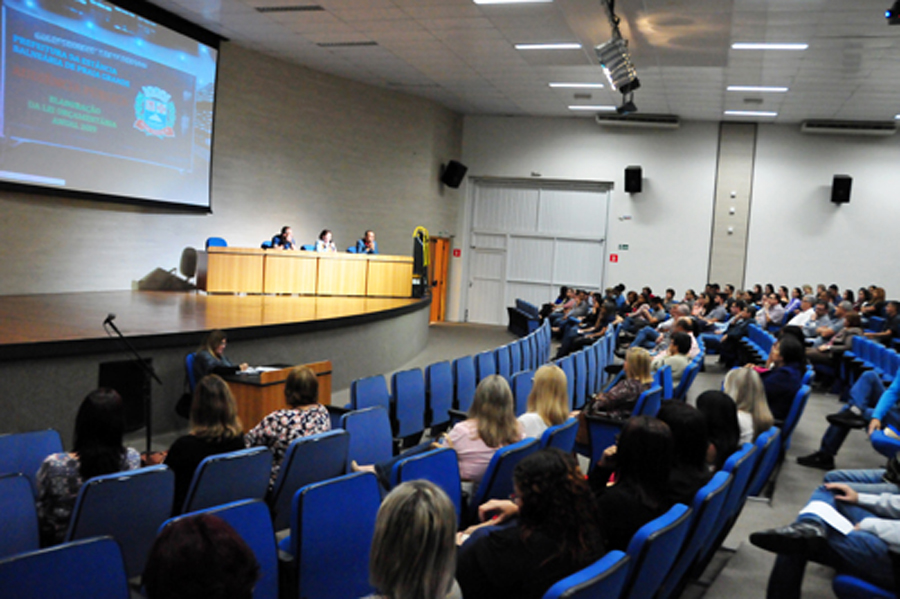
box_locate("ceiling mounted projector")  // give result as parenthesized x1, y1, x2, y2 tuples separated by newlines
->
(889, 1, 900, 24)
(595, 37, 641, 95)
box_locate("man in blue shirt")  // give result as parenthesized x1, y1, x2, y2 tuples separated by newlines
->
(355, 230, 379, 254)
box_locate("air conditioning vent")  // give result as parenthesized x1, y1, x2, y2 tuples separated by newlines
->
(594, 113, 680, 129)
(800, 120, 896, 136)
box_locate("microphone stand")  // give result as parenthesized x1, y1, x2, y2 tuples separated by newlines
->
(105, 316, 162, 455)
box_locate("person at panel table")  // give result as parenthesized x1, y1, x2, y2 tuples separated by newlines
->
(193, 330, 248, 382)
(272, 225, 297, 250)
(315, 229, 337, 252)
(355, 229, 379, 254)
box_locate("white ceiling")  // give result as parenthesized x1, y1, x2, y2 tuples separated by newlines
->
(151, 0, 900, 123)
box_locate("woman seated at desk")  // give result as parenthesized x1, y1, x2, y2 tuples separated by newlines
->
(193, 330, 248, 381)
(315, 229, 337, 252)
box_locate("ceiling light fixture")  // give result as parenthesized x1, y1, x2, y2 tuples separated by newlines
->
(887, 1, 900, 24)
(724, 110, 778, 117)
(568, 105, 617, 111)
(549, 82, 605, 88)
(731, 42, 808, 51)
(727, 86, 789, 93)
(594, 1, 640, 99)
(515, 42, 581, 50)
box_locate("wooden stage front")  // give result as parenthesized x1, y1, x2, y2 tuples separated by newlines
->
(0, 291, 431, 443)
(0, 291, 425, 361)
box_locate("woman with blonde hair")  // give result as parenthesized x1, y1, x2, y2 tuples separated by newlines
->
(356, 375, 524, 488)
(165, 374, 246, 512)
(367, 481, 460, 599)
(518, 365, 569, 438)
(726, 367, 774, 444)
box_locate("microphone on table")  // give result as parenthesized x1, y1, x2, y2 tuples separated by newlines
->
(103, 313, 116, 326)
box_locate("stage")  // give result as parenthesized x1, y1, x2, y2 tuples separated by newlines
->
(0, 291, 431, 445)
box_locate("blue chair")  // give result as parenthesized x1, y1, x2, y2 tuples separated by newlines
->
(746, 427, 782, 498)
(300, 244, 316, 251)
(268, 429, 349, 531)
(621, 503, 693, 599)
(654, 364, 673, 400)
(389, 447, 462, 523)
(780, 385, 812, 455)
(871, 428, 900, 459)
(494, 346, 512, 382)
(350, 374, 391, 413)
(425, 361, 453, 429)
(475, 350, 497, 382)
(542, 550, 631, 599)
(466, 438, 540, 525)
(346, 246, 358, 253)
(0, 473, 39, 559)
(672, 359, 701, 401)
(391, 368, 427, 443)
(511, 369, 534, 416)
(657, 471, 732, 599)
(261, 240, 274, 249)
(555, 355, 576, 411)
(162, 499, 278, 599)
(282, 472, 380, 599)
(0, 428, 63, 496)
(832, 573, 896, 599)
(66, 465, 174, 578)
(185, 353, 198, 392)
(521, 338, 534, 371)
(453, 356, 477, 412)
(341, 406, 393, 468)
(205, 236, 227, 249)
(0, 536, 129, 599)
(581, 386, 663, 468)
(509, 342, 522, 374)
(181, 446, 273, 514)
(573, 351, 588, 409)
(540, 418, 578, 452)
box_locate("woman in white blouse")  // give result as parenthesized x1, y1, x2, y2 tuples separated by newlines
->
(518, 364, 569, 439)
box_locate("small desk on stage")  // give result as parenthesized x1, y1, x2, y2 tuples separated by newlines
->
(225, 361, 332, 432)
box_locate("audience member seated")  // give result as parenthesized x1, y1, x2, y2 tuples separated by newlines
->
(271, 225, 297, 250)
(696, 390, 741, 472)
(618, 295, 667, 338)
(144, 513, 260, 599)
(574, 348, 653, 445)
(550, 289, 590, 334)
(703, 292, 730, 325)
(588, 415, 675, 551)
(556, 298, 620, 358)
(543, 288, 576, 322)
(682, 288, 698, 309)
(853, 287, 870, 313)
(630, 304, 688, 352)
(657, 401, 714, 505)
(315, 229, 337, 252)
(786, 295, 816, 328)
(193, 329, 249, 381)
(356, 230, 379, 254)
(756, 293, 785, 330)
(806, 310, 862, 384)
(355, 375, 524, 489)
(719, 302, 755, 368)
(164, 375, 247, 513)
(750, 481, 898, 599)
(456, 449, 605, 599)
(804, 300, 847, 347)
(865, 300, 900, 346)
(796, 370, 900, 471)
(726, 367, 774, 444)
(758, 336, 806, 422)
(663, 288, 679, 312)
(650, 332, 692, 384)
(518, 365, 569, 438)
(861, 286, 887, 320)
(366, 481, 461, 599)
(36, 389, 141, 545)
(245, 365, 330, 487)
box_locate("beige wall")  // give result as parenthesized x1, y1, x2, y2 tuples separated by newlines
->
(0, 42, 464, 295)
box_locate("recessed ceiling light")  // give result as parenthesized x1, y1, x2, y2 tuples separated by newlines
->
(731, 42, 808, 51)
(515, 43, 582, 50)
(727, 86, 789, 93)
(568, 105, 617, 111)
(724, 110, 778, 117)
(474, 0, 553, 4)
(549, 83, 605, 88)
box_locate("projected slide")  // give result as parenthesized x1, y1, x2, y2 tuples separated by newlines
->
(0, 0, 218, 208)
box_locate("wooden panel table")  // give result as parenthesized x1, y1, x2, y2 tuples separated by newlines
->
(263, 251, 318, 294)
(316, 253, 368, 296)
(366, 255, 413, 297)
(225, 361, 332, 432)
(197, 247, 265, 294)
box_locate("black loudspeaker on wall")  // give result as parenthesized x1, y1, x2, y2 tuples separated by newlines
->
(441, 160, 468, 189)
(625, 166, 642, 193)
(831, 175, 852, 204)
